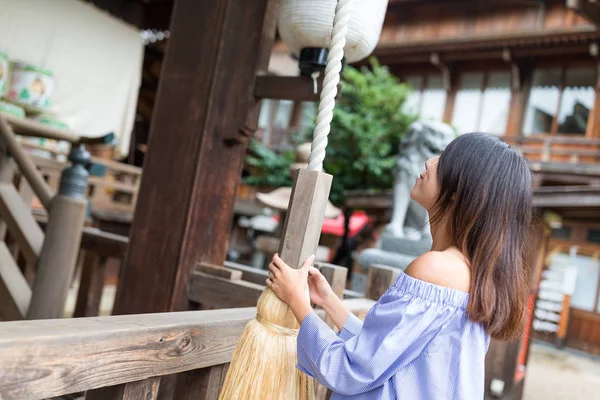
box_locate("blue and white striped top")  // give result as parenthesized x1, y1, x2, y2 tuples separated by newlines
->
(297, 272, 490, 399)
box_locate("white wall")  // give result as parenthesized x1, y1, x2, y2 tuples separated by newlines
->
(0, 0, 144, 157)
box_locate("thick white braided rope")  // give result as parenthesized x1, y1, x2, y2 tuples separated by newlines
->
(307, 0, 352, 172)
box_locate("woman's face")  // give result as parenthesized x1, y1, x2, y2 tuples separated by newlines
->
(410, 156, 441, 210)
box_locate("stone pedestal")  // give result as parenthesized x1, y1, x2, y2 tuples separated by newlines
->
(359, 232, 431, 271)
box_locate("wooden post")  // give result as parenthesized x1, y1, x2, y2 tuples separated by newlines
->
(277, 169, 333, 270)
(505, 63, 534, 137)
(112, 0, 277, 315)
(442, 68, 459, 124)
(74, 251, 109, 317)
(173, 365, 229, 400)
(365, 264, 401, 300)
(27, 146, 89, 320)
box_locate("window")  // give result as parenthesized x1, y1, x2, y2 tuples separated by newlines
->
(588, 229, 600, 244)
(451, 71, 511, 135)
(523, 67, 596, 135)
(551, 226, 572, 240)
(402, 74, 446, 122)
(549, 253, 600, 313)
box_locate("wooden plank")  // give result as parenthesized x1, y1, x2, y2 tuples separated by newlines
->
(123, 377, 161, 400)
(0, 241, 31, 320)
(0, 308, 255, 399)
(223, 261, 269, 285)
(74, 251, 109, 318)
(365, 264, 401, 300)
(187, 272, 263, 308)
(173, 364, 229, 400)
(113, 0, 274, 315)
(0, 183, 44, 266)
(196, 262, 243, 280)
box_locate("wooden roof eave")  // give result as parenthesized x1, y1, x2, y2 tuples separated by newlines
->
(374, 26, 600, 63)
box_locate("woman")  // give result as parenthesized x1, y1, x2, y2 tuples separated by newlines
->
(266, 133, 533, 399)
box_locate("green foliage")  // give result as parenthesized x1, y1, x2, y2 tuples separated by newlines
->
(243, 139, 295, 187)
(244, 58, 417, 206)
(312, 58, 417, 206)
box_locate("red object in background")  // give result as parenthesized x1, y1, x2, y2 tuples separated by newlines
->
(272, 210, 371, 238)
(321, 210, 370, 237)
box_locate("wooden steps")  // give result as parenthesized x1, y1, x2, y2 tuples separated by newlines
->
(0, 242, 31, 320)
(0, 183, 44, 266)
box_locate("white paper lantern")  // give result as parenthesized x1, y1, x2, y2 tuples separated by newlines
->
(278, 0, 389, 64)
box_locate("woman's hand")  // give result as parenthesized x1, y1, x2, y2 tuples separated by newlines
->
(267, 253, 315, 306)
(307, 267, 335, 307)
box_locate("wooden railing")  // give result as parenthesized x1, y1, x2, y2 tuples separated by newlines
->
(0, 295, 375, 400)
(0, 114, 106, 321)
(502, 135, 600, 165)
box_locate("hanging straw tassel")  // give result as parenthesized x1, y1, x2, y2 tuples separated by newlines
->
(218, 287, 313, 400)
(218, 0, 351, 398)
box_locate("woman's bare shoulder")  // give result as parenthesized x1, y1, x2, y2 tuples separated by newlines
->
(404, 249, 470, 293)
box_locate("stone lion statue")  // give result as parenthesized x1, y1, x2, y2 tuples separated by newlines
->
(385, 120, 455, 240)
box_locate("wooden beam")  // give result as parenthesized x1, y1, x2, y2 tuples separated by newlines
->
(196, 262, 243, 280)
(187, 272, 263, 308)
(567, 0, 600, 27)
(113, 0, 275, 315)
(0, 242, 31, 320)
(254, 75, 339, 103)
(223, 260, 269, 285)
(0, 183, 44, 266)
(0, 308, 255, 399)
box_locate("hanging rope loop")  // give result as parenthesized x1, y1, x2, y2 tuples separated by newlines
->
(307, 0, 352, 172)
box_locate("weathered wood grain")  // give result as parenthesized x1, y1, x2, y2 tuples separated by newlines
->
(278, 169, 333, 270)
(123, 377, 161, 400)
(365, 264, 401, 301)
(187, 272, 263, 308)
(173, 364, 229, 400)
(113, 0, 274, 314)
(0, 308, 255, 399)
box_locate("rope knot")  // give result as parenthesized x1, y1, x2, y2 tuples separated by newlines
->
(256, 314, 299, 337)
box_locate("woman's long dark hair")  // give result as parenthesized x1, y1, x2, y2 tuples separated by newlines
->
(430, 133, 533, 340)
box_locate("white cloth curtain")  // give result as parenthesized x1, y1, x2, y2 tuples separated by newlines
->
(0, 0, 144, 157)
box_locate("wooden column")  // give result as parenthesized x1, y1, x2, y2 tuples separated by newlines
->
(112, 0, 277, 314)
(586, 62, 600, 138)
(27, 195, 87, 319)
(505, 63, 534, 137)
(442, 69, 459, 124)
